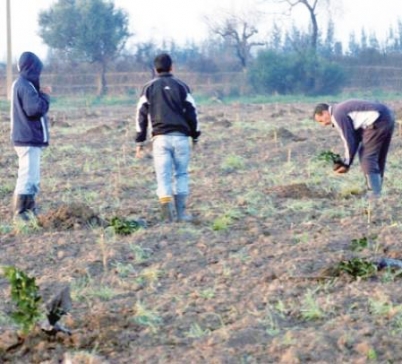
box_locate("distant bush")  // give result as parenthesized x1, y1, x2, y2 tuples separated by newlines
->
(248, 50, 346, 96)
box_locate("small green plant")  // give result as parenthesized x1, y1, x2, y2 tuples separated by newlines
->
(186, 323, 210, 338)
(260, 307, 283, 336)
(108, 216, 142, 235)
(350, 236, 369, 252)
(368, 297, 394, 316)
(198, 288, 215, 299)
(136, 267, 162, 288)
(335, 258, 377, 279)
(317, 150, 341, 163)
(391, 312, 402, 335)
(300, 289, 325, 321)
(212, 209, 241, 231)
(129, 244, 152, 263)
(133, 301, 162, 332)
(0, 224, 13, 234)
(13, 214, 42, 235)
(221, 154, 245, 171)
(113, 261, 136, 278)
(3, 266, 42, 334)
(367, 347, 377, 360)
(212, 215, 232, 231)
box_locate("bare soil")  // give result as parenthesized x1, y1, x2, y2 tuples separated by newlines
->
(2, 100, 402, 363)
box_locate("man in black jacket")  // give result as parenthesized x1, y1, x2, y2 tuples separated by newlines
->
(11, 52, 51, 221)
(135, 53, 200, 222)
(313, 100, 395, 199)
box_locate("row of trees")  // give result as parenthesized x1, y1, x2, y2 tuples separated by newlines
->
(16, 0, 402, 96)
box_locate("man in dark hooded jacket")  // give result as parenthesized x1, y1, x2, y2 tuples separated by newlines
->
(11, 51, 51, 221)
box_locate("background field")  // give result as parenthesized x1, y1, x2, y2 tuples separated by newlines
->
(2, 96, 402, 363)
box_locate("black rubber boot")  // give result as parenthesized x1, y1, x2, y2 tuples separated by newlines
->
(160, 201, 175, 223)
(13, 194, 35, 222)
(174, 194, 193, 222)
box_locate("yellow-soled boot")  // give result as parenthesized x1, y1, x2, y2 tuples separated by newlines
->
(159, 196, 175, 223)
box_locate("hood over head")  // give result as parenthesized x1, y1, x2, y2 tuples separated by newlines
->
(18, 52, 43, 91)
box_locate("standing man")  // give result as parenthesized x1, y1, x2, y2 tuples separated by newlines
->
(135, 53, 200, 222)
(11, 51, 51, 221)
(313, 100, 394, 199)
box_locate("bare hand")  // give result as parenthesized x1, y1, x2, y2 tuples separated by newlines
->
(334, 165, 349, 174)
(136, 146, 144, 159)
(41, 85, 52, 94)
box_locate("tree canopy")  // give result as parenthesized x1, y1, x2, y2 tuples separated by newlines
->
(38, 0, 131, 95)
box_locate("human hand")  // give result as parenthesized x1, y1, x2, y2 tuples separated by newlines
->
(334, 164, 349, 174)
(41, 85, 52, 94)
(135, 146, 144, 159)
(333, 158, 349, 174)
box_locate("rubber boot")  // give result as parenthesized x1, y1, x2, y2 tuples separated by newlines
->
(13, 194, 35, 222)
(366, 173, 382, 199)
(365, 174, 382, 223)
(174, 194, 193, 222)
(25, 195, 38, 215)
(159, 197, 175, 223)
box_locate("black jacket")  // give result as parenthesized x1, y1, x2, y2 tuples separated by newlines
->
(11, 52, 50, 147)
(135, 73, 200, 143)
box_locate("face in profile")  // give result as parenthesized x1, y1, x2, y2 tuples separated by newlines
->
(314, 110, 332, 126)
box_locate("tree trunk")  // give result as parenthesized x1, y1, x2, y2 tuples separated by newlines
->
(97, 60, 108, 96)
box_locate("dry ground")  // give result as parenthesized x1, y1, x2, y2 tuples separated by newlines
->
(2, 100, 402, 363)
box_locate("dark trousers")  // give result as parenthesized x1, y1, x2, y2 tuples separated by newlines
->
(359, 116, 395, 177)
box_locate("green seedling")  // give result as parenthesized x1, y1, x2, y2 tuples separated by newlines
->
(108, 216, 143, 235)
(133, 301, 162, 333)
(350, 236, 369, 251)
(186, 323, 210, 338)
(335, 258, 377, 279)
(317, 150, 341, 163)
(300, 289, 326, 321)
(3, 266, 42, 334)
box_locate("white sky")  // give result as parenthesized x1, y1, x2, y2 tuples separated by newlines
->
(0, 0, 401, 62)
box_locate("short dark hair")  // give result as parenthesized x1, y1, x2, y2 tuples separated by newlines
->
(313, 103, 330, 115)
(154, 53, 172, 73)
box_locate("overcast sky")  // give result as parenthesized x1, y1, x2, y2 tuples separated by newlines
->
(1, 0, 401, 62)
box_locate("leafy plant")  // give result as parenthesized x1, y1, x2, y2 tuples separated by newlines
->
(317, 150, 341, 163)
(108, 216, 142, 235)
(335, 258, 377, 279)
(3, 266, 42, 334)
(350, 236, 369, 252)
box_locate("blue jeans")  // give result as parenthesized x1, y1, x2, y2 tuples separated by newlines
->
(14, 146, 42, 195)
(152, 134, 191, 199)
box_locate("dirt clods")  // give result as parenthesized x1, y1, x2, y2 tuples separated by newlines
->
(266, 182, 333, 199)
(38, 203, 103, 230)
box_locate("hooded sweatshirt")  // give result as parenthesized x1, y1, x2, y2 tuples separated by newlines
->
(10, 52, 50, 147)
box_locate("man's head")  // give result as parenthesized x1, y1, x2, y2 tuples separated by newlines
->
(154, 53, 172, 73)
(313, 103, 332, 126)
(18, 52, 43, 90)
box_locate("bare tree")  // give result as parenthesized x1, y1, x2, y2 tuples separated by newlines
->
(265, 0, 337, 54)
(205, 10, 265, 70)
